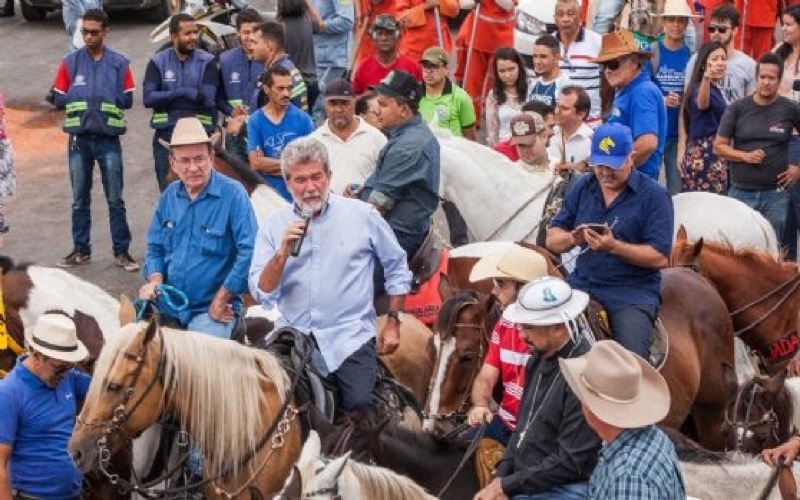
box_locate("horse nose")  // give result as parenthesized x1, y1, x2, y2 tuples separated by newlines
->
(71, 448, 83, 465)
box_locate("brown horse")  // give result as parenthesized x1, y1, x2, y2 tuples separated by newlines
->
(671, 225, 800, 375)
(70, 319, 304, 498)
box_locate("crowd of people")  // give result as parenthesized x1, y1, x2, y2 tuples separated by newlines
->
(5, 0, 800, 497)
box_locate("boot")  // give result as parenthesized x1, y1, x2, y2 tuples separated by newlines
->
(0, 1, 14, 17)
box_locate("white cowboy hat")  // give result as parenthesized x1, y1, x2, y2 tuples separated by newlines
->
(559, 340, 671, 428)
(502, 276, 589, 326)
(25, 313, 88, 363)
(654, 0, 700, 18)
(469, 244, 548, 283)
(158, 117, 221, 149)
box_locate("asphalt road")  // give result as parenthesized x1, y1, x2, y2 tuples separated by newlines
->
(0, 4, 272, 298)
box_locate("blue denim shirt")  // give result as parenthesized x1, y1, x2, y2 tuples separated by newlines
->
(144, 170, 258, 325)
(249, 195, 411, 372)
(550, 171, 673, 312)
(311, 0, 354, 71)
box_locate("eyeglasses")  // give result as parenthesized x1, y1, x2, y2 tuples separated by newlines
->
(421, 64, 444, 72)
(600, 59, 623, 71)
(708, 24, 730, 34)
(171, 154, 211, 167)
(46, 357, 73, 375)
(81, 28, 102, 37)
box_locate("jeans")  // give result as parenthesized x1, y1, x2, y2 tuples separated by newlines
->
(462, 413, 513, 447)
(608, 304, 658, 359)
(312, 337, 377, 411)
(593, 0, 696, 51)
(729, 186, 790, 252)
(152, 131, 172, 192)
(68, 134, 132, 255)
(511, 482, 589, 500)
(186, 312, 235, 339)
(663, 140, 680, 195)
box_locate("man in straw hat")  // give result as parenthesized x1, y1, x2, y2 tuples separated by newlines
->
(592, 28, 666, 181)
(474, 276, 601, 500)
(0, 314, 90, 499)
(140, 117, 257, 339)
(559, 340, 686, 498)
(547, 123, 673, 360)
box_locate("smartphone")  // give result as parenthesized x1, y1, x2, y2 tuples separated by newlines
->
(584, 223, 608, 234)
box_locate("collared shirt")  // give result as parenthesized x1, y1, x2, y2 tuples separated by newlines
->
(608, 70, 667, 180)
(0, 357, 90, 499)
(144, 170, 258, 325)
(555, 28, 603, 127)
(419, 79, 476, 137)
(550, 171, 673, 313)
(483, 317, 530, 430)
(590, 425, 686, 500)
(547, 123, 594, 164)
(310, 117, 387, 195)
(249, 195, 412, 372)
(360, 114, 440, 238)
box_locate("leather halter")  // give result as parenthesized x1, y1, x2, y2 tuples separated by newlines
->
(724, 382, 780, 453)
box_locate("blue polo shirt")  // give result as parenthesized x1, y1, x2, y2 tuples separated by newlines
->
(0, 357, 90, 499)
(608, 71, 667, 180)
(550, 171, 673, 312)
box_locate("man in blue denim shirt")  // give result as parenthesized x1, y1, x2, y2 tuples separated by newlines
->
(140, 118, 257, 339)
(546, 123, 673, 359)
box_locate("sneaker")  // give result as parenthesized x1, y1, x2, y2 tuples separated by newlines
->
(115, 251, 140, 272)
(56, 250, 91, 268)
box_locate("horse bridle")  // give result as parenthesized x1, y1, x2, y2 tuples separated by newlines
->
(724, 382, 780, 453)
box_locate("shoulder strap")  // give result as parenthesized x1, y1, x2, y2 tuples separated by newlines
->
(650, 41, 661, 77)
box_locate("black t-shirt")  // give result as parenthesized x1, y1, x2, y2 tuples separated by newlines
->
(717, 95, 800, 190)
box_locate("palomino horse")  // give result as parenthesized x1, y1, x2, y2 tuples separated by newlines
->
(671, 225, 799, 375)
(277, 431, 436, 500)
(70, 319, 304, 498)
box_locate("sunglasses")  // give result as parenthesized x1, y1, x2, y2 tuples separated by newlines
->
(708, 24, 730, 34)
(81, 28, 102, 37)
(600, 59, 624, 71)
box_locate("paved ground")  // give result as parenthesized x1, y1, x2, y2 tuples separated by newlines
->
(0, 4, 272, 298)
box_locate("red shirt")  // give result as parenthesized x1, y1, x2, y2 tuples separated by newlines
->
(352, 55, 423, 95)
(494, 138, 519, 162)
(483, 317, 530, 430)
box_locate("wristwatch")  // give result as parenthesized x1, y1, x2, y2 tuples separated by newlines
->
(387, 310, 403, 323)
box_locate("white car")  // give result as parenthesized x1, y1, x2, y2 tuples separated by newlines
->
(514, 0, 557, 61)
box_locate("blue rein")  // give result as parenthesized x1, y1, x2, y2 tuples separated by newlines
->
(133, 284, 189, 322)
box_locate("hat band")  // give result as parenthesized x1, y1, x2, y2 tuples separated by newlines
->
(32, 335, 79, 353)
(580, 373, 639, 404)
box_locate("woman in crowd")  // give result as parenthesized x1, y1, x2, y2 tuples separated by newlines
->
(0, 89, 16, 247)
(484, 47, 528, 148)
(679, 41, 728, 194)
(277, 0, 320, 109)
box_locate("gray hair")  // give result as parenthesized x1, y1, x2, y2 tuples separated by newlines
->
(279, 137, 331, 180)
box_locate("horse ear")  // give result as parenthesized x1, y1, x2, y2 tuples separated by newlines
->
(119, 294, 136, 326)
(721, 363, 739, 404)
(299, 430, 322, 467)
(142, 316, 159, 345)
(763, 370, 788, 405)
(694, 238, 705, 258)
(676, 224, 688, 242)
(279, 466, 304, 498)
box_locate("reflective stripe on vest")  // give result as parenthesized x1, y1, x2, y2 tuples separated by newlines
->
(196, 114, 212, 126)
(150, 48, 216, 131)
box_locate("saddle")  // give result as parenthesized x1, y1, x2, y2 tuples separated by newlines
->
(408, 227, 444, 291)
(586, 301, 669, 370)
(257, 327, 422, 423)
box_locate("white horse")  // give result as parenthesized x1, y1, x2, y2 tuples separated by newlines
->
(681, 454, 800, 499)
(276, 430, 436, 500)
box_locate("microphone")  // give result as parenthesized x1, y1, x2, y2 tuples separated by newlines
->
(290, 208, 314, 257)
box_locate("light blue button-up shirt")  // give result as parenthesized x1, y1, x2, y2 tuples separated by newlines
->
(249, 194, 412, 372)
(144, 170, 258, 325)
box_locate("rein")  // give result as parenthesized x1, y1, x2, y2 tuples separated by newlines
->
(724, 382, 779, 453)
(757, 457, 790, 500)
(133, 285, 190, 322)
(436, 420, 486, 498)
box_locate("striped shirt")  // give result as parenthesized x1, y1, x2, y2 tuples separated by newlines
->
(590, 425, 686, 500)
(555, 28, 602, 127)
(482, 317, 530, 430)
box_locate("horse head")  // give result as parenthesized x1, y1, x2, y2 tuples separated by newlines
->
(670, 224, 705, 272)
(70, 318, 165, 473)
(722, 368, 791, 454)
(423, 290, 495, 434)
(276, 430, 351, 500)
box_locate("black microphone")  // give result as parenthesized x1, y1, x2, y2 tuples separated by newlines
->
(290, 208, 314, 257)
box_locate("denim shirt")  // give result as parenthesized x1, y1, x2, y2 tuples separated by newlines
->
(144, 170, 257, 325)
(550, 171, 673, 312)
(311, 0, 354, 71)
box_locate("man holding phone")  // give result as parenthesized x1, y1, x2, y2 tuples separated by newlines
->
(546, 123, 673, 359)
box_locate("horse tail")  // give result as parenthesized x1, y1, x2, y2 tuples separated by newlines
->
(213, 144, 265, 187)
(0, 256, 14, 275)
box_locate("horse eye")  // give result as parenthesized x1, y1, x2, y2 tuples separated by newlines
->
(107, 382, 122, 393)
(459, 351, 477, 363)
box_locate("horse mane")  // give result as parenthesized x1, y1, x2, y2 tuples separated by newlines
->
(700, 239, 796, 276)
(88, 322, 289, 478)
(346, 459, 435, 500)
(660, 426, 727, 464)
(434, 290, 480, 341)
(213, 145, 265, 188)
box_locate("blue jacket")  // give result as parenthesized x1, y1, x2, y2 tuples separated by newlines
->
(143, 48, 218, 133)
(311, 0, 354, 72)
(218, 47, 264, 116)
(55, 47, 132, 136)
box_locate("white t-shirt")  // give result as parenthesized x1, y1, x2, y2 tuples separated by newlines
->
(556, 28, 603, 127)
(684, 50, 756, 104)
(310, 117, 387, 195)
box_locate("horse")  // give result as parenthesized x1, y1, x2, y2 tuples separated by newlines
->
(70, 319, 304, 498)
(276, 430, 436, 500)
(671, 225, 800, 375)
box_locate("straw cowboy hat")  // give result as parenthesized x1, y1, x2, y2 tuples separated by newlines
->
(158, 117, 221, 149)
(592, 29, 653, 63)
(502, 276, 589, 326)
(559, 340, 671, 428)
(654, 0, 700, 18)
(25, 313, 88, 363)
(469, 244, 548, 283)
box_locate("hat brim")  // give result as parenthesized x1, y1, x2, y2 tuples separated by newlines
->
(502, 289, 589, 326)
(369, 83, 404, 98)
(591, 50, 653, 63)
(588, 152, 628, 169)
(559, 353, 671, 428)
(470, 252, 514, 283)
(158, 131, 221, 150)
(26, 333, 89, 363)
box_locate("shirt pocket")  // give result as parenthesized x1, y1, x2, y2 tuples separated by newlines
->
(200, 225, 229, 256)
(161, 221, 176, 254)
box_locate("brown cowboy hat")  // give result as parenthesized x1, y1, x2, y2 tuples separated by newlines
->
(591, 29, 653, 63)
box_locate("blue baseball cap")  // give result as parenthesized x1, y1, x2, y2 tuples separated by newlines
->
(588, 123, 634, 169)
